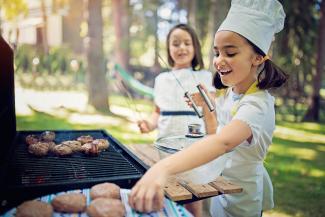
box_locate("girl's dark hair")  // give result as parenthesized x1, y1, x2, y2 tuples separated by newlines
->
(213, 39, 288, 90)
(166, 23, 204, 71)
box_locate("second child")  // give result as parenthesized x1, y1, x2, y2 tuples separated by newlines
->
(137, 23, 215, 217)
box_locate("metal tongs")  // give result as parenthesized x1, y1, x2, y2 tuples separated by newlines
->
(158, 55, 215, 118)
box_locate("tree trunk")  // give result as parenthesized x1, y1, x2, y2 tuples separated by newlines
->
(40, 0, 49, 54)
(208, 0, 229, 71)
(0, 8, 2, 35)
(187, 0, 197, 29)
(152, 0, 161, 75)
(85, 0, 110, 111)
(303, 1, 325, 122)
(62, 0, 84, 54)
(112, 0, 129, 70)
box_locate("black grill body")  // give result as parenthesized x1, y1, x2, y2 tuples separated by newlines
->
(0, 34, 149, 214)
(0, 130, 148, 213)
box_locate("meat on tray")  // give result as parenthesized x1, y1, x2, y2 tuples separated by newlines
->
(51, 192, 86, 213)
(15, 200, 53, 217)
(90, 182, 121, 200)
(86, 198, 125, 217)
(13, 182, 125, 217)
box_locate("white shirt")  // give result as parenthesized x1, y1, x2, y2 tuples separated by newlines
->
(210, 88, 275, 217)
(154, 68, 215, 139)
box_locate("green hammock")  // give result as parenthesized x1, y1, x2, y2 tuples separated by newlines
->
(113, 63, 154, 99)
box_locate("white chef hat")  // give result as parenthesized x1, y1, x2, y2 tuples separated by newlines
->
(217, 0, 285, 55)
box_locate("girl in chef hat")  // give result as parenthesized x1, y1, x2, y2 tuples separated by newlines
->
(129, 1, 287, 217)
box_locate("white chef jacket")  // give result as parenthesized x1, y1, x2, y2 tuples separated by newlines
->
(210, 88, 275, 217)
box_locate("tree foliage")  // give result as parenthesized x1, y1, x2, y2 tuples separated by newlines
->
(0, 0, 28, 21)
(2, 0, 324, 121)
(273, 0, 323, 121)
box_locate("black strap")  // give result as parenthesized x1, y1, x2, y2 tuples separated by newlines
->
(160, 111, 197, 116)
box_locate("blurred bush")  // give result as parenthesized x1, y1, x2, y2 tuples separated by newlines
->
(14, 44, 86, 90)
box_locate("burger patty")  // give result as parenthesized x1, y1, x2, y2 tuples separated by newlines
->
(51, 192, 87, 213)
(51, 144, 73, 156)
(81, 142, 99, 156)
(16, 200, 53, 217)
(86, 198, 125, 217)
(40, 131, 56, 142)
(90, 182, 121, 200)
(25, 134, 40, 146)
(77, 135, 94, 144)
(28, 142, 51, 156)
(92, 139, 110, 150)
(61, 140, 82, 152)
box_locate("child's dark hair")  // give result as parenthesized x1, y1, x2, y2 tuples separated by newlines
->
(166, 23, 204, 71)
(213, 39, 288, 90)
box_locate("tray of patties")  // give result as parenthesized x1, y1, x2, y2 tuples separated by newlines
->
(2, 182, 193, 217)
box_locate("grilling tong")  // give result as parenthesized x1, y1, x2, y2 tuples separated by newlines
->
(185, 85, 214, 118)
(158, 55, 215, 118)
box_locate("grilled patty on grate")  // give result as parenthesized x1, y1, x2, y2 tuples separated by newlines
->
(40, 131, 56, 142)
(92, 139, 110, 150)
(82, 142, 99, 156)
(77, 135, 94, 144)
(51, 144, 74, 156)
(25, 134, 40, 146)
(61, 140, 83, 152)
(28, 142, 51, 156)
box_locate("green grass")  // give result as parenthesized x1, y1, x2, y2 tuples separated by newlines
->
(15, 95, 325, 217)
(16, 95, 156, 145)
(16, 111, 155, 145)
(276, 121, 325, 135)
(265, 135, 325, 217)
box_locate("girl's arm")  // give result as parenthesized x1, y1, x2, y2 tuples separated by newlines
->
(137, 105, 160, 133)
(129, 119, 252, 212)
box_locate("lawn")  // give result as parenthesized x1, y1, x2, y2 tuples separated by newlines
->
(15, 89, 325, 217)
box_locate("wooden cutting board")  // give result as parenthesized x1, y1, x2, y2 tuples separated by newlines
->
(127, 144, 242, 201)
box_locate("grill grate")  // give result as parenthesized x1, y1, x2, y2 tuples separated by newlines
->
(0, 130, 147, 213)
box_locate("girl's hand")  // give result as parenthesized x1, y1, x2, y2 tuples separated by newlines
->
(187, 92, 205, 107)
(128, 165, 167, 212)
(137, 120, 152, 133)
(185, 84, 215, 108)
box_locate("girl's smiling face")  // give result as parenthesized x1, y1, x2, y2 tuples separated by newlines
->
(213, 31, 263, 93)
(168, 28, 195, 70)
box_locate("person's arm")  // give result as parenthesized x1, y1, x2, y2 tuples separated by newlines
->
(129, 119, 252, 213)
(137, 105, 160, 133)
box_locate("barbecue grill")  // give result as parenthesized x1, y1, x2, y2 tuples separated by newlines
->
(0, 36, 148, 214)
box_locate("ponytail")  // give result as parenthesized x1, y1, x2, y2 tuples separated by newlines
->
(257, 59, 288, 90)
